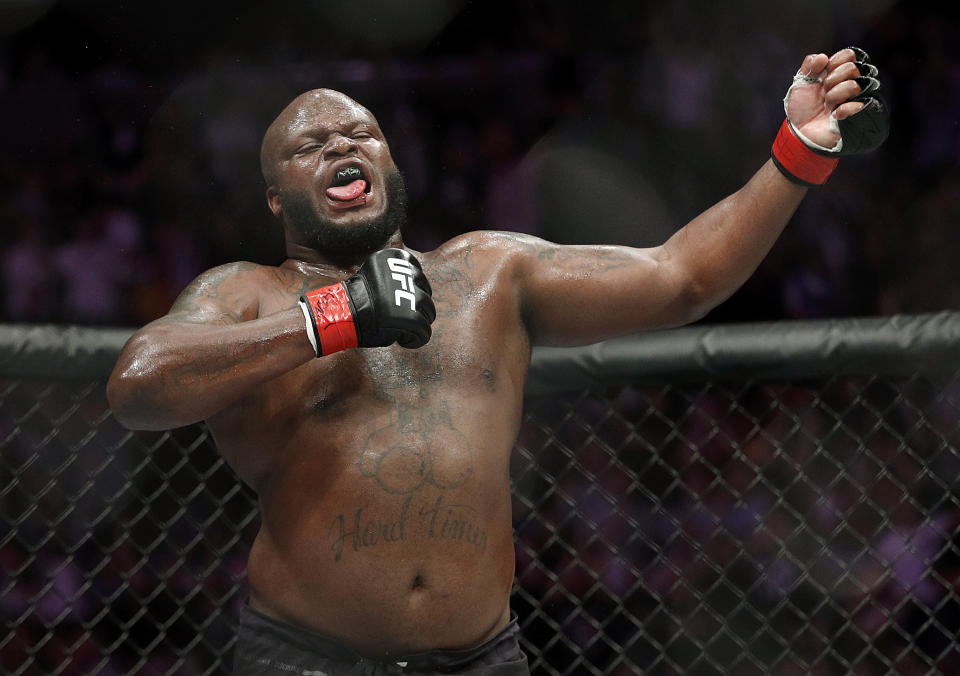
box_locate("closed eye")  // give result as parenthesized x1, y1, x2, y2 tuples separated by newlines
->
(350, 125, 380, 140)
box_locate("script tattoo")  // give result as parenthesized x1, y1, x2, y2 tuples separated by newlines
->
(327, 494, 487, 562)
(418, 494, 488, 551)
(328, 496, 413, 563)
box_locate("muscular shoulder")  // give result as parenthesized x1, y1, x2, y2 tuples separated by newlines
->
(433, 230, 546, 255)
(167, 260, 290, 324)
(427, 230, 550, 276)
(413, 231, 540, 321)
(182, 260, 266, 288)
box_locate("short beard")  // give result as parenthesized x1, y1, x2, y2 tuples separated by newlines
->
(279, 169, 408, 257)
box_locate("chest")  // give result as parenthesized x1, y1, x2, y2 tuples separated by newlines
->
(250, 259, 526, 439)
(212, 254, 529, 488)
(292, 312, 501, 416)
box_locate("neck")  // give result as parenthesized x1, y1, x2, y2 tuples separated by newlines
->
(284, 232, 406, 275)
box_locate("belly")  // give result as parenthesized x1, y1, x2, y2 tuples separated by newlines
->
(242, 396, 521, 655)
(249, 514, 514, 654)
(247, 475, 516, 655)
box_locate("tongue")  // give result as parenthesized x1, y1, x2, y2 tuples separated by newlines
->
(326, 179, 367, 201)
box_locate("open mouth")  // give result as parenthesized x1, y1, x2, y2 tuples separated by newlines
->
(325, 165, 371, 203)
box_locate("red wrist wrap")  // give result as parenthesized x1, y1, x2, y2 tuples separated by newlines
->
(303, 283, 359, 356)
(771, 119, 839, 187)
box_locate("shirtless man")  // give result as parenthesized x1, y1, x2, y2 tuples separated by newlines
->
(107, 48, 888, 675)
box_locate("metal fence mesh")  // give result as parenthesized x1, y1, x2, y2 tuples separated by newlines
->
(513, 374, 960, 675)
(0, 378, 257, 674)
(1, 338, 959, 673)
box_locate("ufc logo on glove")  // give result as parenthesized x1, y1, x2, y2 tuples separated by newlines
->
(388, 257, 417, 311)
(299, 248, 437, 357)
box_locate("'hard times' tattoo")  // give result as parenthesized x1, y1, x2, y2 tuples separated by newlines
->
(327, 494, 488, 563)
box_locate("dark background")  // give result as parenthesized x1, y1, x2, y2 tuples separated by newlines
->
(1, 4, 960, 674)
(1, 0, 958, 327)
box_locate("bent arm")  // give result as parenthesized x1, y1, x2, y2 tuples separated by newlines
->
(107, 264, 314, 430)
(519, 160, 806, 346)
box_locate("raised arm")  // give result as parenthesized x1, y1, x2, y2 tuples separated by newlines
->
(516, 160, 803, 345)
(106, 262, 315, 431)
(518, 48, 889, 346)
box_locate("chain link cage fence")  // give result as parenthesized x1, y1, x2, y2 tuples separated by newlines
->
(1, 314, 959, 675)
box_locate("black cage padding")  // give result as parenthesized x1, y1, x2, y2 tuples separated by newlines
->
(3, 311, 960, 386)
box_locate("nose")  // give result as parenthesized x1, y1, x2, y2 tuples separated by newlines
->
(322, 133, 358, 159)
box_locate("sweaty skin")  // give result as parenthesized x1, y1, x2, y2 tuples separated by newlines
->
(107, 51, 867, 659)
(212, 237, 533, 654)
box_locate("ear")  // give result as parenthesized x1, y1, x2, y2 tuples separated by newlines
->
(266, 186, 282, 217)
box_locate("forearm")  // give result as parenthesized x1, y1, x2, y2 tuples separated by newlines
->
(662, 159, 807, 320)
(107, 307, 314, 430)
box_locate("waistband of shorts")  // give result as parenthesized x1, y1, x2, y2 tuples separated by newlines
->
(238, 603, 522, 671)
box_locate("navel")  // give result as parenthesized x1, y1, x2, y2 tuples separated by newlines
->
(311, 393, 335, 413)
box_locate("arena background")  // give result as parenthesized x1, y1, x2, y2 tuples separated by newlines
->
(3, 0, 959, 324)
(1, 0, 959, 674)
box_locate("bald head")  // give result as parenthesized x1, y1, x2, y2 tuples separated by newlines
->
(258, 87, 406, 257)
(260, 88, 381, 187)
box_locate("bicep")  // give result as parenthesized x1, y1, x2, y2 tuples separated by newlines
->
(517, 239, 696, 346)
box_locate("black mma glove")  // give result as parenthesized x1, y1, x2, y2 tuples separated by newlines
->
(298, 248, 436, 357)
(772, 46, 890, 186)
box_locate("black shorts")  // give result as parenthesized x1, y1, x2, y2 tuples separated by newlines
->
(232, 604, 530, 676)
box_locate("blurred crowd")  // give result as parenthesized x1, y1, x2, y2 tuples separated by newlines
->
(514, 378, 960, 673)
(1, 1, 959, 328)
(0, 391, 256, 673)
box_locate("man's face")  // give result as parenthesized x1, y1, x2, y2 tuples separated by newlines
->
(265, 90, 407, 256)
